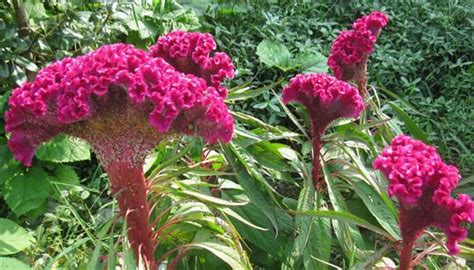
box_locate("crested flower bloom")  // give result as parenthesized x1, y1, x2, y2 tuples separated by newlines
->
(328, 11, 388, 91)
(282, 73, 364, 189)
(149, 30, 235, 98)
(374, 135, 473, 259)
(6, 31, 235, 268)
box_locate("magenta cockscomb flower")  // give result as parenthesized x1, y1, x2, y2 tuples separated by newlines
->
(374, 135, 473, 269)
(282, 73, 364, 189)
(328, 11, 388, 95)
(6, 31, 234, 268)
(149, 30, 235, 98)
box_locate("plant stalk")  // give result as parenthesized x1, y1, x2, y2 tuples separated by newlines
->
(399, 240, 414, 270)
(105, 162, 156, 269)
(311, 123, 324, 191)
(356, 61, 368, 98)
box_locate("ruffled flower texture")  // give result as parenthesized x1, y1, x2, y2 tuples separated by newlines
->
(282, 73, 364, 133)
(282, 73, 364, 190)
(6, 33, 234, 167)
(373, 135, 474, 254)
(149, 30, 235, 98)
(328, 11, 388, 81)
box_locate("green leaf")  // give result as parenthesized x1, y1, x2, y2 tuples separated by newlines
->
(178, 188, 248, 206)
(350, 180, 401, 240)
(0, 139, 22, 187)
(292, 210, 395, 241)
(189, 242, 248, 270)
(12, 65, 26, 85)
(256, 40, 293, 71)
(3, 166, 52, 216)
(0, 257, 31, 270)
(454, 175, 474, 196)
(24, 0, 48, 20)
(36, 135, 91, 163)
(14, 56, 38, 72)
(219, 207, 268, 231)
(226, 79, 284, 102)
(0, 61, 9, 78)
(50, 165, 80, 199)
(294, 51, 328, 73)
(221, 144, 279, 235)
(323, 165, 365, 255)
(388, 102, 428, 142)
(0, 218, 36, 255)
(292, 186, 331, 270)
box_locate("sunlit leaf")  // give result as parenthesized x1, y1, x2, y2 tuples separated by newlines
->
(256, 40, 292, 71)
(0, 218, 36, 255)
(36, 135, 91, 163)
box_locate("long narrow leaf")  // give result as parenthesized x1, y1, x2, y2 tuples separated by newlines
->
(291, 210, 396, 241)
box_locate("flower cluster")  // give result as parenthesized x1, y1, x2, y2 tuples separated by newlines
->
(6, 33, 234, 167)
(374, 135, 473, 254)
(328, 11, 388, 81)
(149, 30, 235, 98)
(282, 73, 364, 133)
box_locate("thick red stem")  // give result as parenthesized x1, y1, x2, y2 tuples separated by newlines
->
(105, 162, 156, 269)
(399, 240, 414, 270)
(311, 123, 324, 191)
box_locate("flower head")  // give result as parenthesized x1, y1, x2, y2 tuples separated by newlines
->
(149, 30, 235, 98)
(282, 73, 364, 133)
(374, 135, 473, 254)
(6, 41, 234, 167)
(328, 11, 388, 81)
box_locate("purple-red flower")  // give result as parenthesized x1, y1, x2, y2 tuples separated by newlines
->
(282, 73, 364, 190)
(328, 11, 388, 82)
(374, 135, 473, 254)
(282, 73, 364, 133)
(6, 36, 234, 167)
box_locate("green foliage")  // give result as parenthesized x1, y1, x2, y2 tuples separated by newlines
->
(3, 166, 52, 216)
(0, 0, 472, 269)
(35, 135, 91, 163)
(256, 40, 293, 71)
(256, 39, 328, 73)
(0, 218, 35, 255)
(0, 257, 31, 270)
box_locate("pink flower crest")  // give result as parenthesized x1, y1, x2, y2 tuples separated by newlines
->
(6, 42, 234, 167)
(282, 73, 364, 190)
(328, 11, 388, 81)
(373, 135, 474, 254)
(149, 30, 235, 98)
(282, 73, 364, 132)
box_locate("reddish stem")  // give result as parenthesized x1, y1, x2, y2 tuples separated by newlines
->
(311, 123, 324, 191)
(355, 60, 368, 98)
(399, 240, 414, 270)
(105, 162, 157, 269)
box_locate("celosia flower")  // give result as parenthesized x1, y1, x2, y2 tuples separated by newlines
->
(373, 135, 473, 256)
(282, 73, 364, 189)
(328, 11, 388, 85)
(6, 32, 234, 268)
(149, 30, 235, 98)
